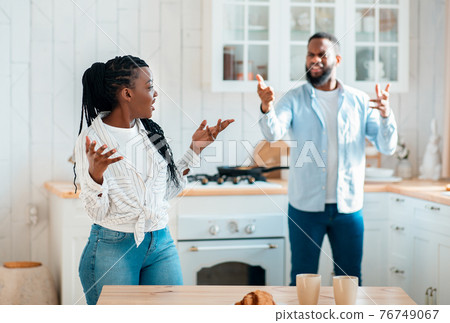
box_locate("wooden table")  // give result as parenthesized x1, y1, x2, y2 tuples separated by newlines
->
(97, 285, 416, 305)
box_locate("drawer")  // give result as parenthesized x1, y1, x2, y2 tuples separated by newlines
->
(411, 200, 450, 235)
(388, 221, 410, 261)
(388, 257, 410, 293)
(389, 194, 413, 222)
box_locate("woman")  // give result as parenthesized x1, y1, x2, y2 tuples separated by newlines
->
(74, 55, 233, 305)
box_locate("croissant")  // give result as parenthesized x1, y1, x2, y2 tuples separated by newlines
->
(235, 290, 276, 305)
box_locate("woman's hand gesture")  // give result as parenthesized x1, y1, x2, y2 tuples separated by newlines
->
(190, 119, 235, 154)
(85, 136, 123, 185)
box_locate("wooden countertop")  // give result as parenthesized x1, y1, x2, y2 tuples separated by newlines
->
(96, 285, 416, 305)
(44, 179, 450, 205)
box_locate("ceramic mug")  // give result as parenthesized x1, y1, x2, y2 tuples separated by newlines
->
(296, 274, 321, 305)
(333, 276, 358, 305)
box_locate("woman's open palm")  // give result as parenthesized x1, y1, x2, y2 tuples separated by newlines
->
(191, 119, 235, 154)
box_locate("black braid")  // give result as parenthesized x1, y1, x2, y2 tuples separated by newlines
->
(74, 55, 179, 193)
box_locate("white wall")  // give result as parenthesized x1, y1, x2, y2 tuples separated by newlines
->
(0, 0, 447, 264)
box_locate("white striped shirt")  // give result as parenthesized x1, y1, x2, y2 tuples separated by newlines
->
(74, 113, 200, 246)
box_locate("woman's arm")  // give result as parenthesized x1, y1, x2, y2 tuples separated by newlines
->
(165, 119, 235, 200)
(75, 134, 122, 222)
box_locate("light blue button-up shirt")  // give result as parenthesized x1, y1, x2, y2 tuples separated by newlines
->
(259, 81, 398, 213)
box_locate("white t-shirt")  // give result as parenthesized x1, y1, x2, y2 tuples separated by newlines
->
(103, 121, 147, 180)
(315, 88, 340, 203)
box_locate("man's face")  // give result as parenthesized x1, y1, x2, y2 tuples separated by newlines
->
(305, 38, 341, 87)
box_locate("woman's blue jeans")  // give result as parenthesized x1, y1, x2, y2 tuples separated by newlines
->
(78, 224, 182, 305)
(288, 204, 364, 286)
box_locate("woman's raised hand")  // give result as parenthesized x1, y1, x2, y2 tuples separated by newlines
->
(85, 136, 123, 185)
(190, 119, 235, 154)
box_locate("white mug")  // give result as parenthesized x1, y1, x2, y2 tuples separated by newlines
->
(333, 276, 358, 305)
(296, 274, 321, 305)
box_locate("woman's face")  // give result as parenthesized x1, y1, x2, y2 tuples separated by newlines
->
(129, 66, 158, 119)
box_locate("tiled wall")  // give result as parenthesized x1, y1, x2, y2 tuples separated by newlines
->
(0, 0, 447, 264)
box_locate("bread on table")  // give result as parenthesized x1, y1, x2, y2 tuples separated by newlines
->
(235, 290, 276, 305)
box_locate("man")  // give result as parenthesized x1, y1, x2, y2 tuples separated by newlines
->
(257, 32, 397, 286)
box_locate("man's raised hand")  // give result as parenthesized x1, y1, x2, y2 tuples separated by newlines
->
(369, 83, 391, 118)
(256, 74, 275, 113)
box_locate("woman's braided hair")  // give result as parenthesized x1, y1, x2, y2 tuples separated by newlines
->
(74, 55, 179, 192)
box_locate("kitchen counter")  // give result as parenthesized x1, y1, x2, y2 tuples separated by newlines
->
(44, 179, 450, 205)
(96, 285, 416, 305)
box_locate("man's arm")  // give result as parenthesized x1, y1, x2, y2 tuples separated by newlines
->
(257, 74, 293, 141)
(365, 84, 398, 155)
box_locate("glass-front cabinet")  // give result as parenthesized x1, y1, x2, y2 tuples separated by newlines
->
(206, 0, 409, 92)
(348, 0, 408, 92)
(283, 0, 346, 89)
(211, 0, 277, 92)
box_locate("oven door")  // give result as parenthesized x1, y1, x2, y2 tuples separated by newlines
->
(177, 238, 284, 286)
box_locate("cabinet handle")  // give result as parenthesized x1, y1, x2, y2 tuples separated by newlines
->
(425, 205, 441, 212)
(189, 244, 277, 252)
(390, 267, 405, 274)
(425, 287, 433, 305)
(390, 225, 405, 231)
(394, 197, 405, 203)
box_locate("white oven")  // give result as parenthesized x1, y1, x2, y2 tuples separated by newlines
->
(176, 191, 287, 286)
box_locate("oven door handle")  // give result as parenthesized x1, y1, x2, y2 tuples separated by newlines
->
(189, 244, 278, 252)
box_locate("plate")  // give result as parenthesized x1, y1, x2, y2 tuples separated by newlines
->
(365, 176, 402, 182)
(248, 25, 268, 31)
(365, 167, 395, 178)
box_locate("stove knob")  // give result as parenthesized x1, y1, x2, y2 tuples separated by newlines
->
(228, 221, 239, 233)
(217, 177, 225, 185)
(209, 225, 219, 236)
(248, 177, 256, 184)
(245, 224, 256, 234)
(201, 177, 209, 185)
(232, 177, 241, 184)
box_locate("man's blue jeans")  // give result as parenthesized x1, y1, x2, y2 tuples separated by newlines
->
(288, 204, 364, 286)
(79, 224, 183, 305)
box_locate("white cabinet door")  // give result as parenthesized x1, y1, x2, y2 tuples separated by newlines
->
(436, 233, 450, 305)
(63, 227, 89, 305)
(49, 195, 91, 305)
(362, 219, 388, 286)
(207, 0, 279, 92)
(387, 194, 412, 293)
(344, 0, 410, 92)
(410, 227, 437, 305)
(361, 193, 388, 286)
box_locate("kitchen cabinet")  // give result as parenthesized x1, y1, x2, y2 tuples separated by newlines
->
(204, 0, 409, 92)
(409, 199, 450, 305)
(48, 194, 90, 305)
(387, 194, 413, 294)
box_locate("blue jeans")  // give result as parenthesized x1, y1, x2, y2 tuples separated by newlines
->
(288, 204, 364, 286)
(78, 224, 183, 305)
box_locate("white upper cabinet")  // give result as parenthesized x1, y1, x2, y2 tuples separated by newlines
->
(344, 0, 409, 92)
(204, 0, 409, 93)
(207, 0, 279, 92)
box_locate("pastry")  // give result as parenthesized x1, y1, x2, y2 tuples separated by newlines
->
(235, 290, 276, 305)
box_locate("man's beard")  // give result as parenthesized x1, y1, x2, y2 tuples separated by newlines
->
(305, 64, 333, 87)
